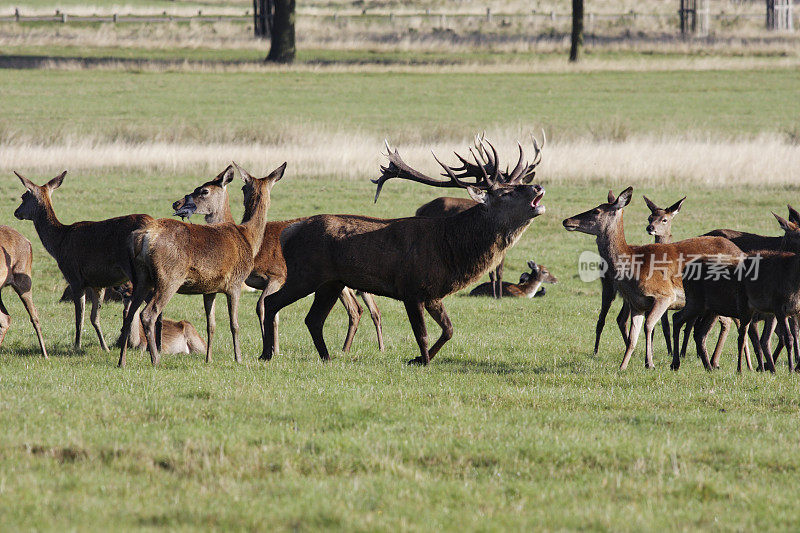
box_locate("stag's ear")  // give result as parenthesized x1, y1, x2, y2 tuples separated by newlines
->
(46, 171, 66, 191)
(13, 171, 37, 193)
(265, 162, 287, 183)
(774, 212, 799, 233)
(232, 161, 254, 184)
(788, 204, 800, 225)
(607, 190, 616, 203)
(466, 186, 488, 204)
(642, 195, 658, 213)
(667, 196, 686, 215)
(612, 187, 633, 210)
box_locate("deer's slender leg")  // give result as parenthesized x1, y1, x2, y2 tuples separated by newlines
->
(711, 317, 732, 369)
(88, 288, 109, 352)
(405, 300, 430, 366)
(257, 277, 283, 356)
(155, 313, 163, 353)
(671, 309, 691, 370)
(644, 298, 672, 369)
(305, 282, 345, 362)
(260, 280, 317, 361)
(338, 287, 363, 353)
(760, 316, 777, 367)
(660, 313, 673, 357)
(495, 259, 504, 300)
(202, 293, 216, 364)
(71, 285, 86, 349)
(423, 299, 453, 362)
(139, 281, 181, 366)
(360, 292, 384, 352)
(0, 292, 11, 347)
(619, 310, 644, 371)
(777, 314, 795, 372)
(791, 316, 800, 372)
(693, 312, 716, 371)
(118, 281, 149, 367)
(226, 290, 242, 363)
(616, 302, 631, 349)
(594, 275, 617, 355)
(489, 271, 498, 299)
(14, 286, 47, 359)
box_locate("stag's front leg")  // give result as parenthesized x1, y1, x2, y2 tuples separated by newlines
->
(203, 293, 216, 364)
(305, 282, 345, 361)
(423, 299, 453, 363)
(644, 298, 672, 369)
(226, 290, 242, 363)
(404, 300, 430, 365)
(88, 288, 109, 352)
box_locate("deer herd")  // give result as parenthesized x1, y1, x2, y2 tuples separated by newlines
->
(2, 133, 799, 373)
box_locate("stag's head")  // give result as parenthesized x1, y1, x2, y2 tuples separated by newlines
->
(563, 187, 633, 236)
(233, 161, 286, 218)
(172, 165, 235, 221)
(374, 134, 546, 227)
(13, 170, 66, 221)
(643, 195, 685, 239)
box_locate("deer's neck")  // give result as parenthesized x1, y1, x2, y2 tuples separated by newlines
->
(654, 232, 672, 244)
(595, 213, 634, 277)
(239, 191, 269, 255)
(518, 279, 544, 298)
(31, 205, 67, 259)
(203, 190, 235, 224)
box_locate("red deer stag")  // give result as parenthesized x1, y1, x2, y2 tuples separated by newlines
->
(258, 138, 545, 365)
(13, 171, 153, 352)
(112, 284, 206, 355)
(563, 187, 744, 370)
(0, 226, 48, 357)
(469, 260, 556, 297)
(170, 168, 385, 354)
(415, 132, 544, 299)
(118, 163, 283, 367)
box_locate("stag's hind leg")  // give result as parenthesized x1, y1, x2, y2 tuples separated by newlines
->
(422, 299, 453, 363)
(260, 278, 318, 361)
(306, 282, 346, 362)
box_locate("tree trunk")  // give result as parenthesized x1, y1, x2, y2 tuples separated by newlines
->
(569, 0, 584, 62)
(266, 0, 295, 63)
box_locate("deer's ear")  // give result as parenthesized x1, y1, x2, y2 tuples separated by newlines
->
(216, 165, 235, 187)
(266, 162, 287, 183)
(612, 187, 633, 209)
(232, 161, 254, 183)
(13, 171, 37, 193)
(774, 212, 799, 233)
(466, 186, 488, 204)
(607, 190, 616, 203)
(788, 204, 800, 225)
(642, 195, 658, 213)
(527, 260, 536, 270)
(46, 171, 66, 191)
(667, 196, 686, 215)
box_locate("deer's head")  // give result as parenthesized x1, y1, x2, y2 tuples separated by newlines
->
(172, 165, 235, 221)
(774, 212, 800, 251)
(13, 170, 66, 221)
(233, 161, 286, 218)
(562, 186, 633, 236)
(374, 134, 546, 227)
(520, 260, 558, 285)
(643, 195, 685, 239)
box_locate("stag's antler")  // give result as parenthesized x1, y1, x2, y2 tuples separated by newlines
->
(507, 130, 546, 184)
(373, 140, 496, 203)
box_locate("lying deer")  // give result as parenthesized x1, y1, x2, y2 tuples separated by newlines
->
(112, 284, 205, 355)
(259, 136, 545, 365)
(469, 260, 556, 297)
(415, 133, 544, 299)
(171, 168, 384, 354)
(14, 171, 153, 352)
(119, 163, 282, 367)
(563, 187, 744, 370)
(0, 226, 47, 357)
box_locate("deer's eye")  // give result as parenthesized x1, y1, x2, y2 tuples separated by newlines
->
(200, 189, 209, 196)
(662, 220, 667, 224)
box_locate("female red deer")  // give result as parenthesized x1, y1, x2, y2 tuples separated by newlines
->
(469, 260, 556, 298)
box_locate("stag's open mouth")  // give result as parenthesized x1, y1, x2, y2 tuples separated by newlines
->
(531, 191, 546, 216)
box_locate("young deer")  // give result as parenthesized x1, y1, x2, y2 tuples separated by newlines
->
(592, 193, 685, 356)
(0, 226, 47, 357)
(13, 171, 153, 352)
(563, 187, 744, 370)
(469, 260, 557, 297)
(119, 163, 283, 367)
(112, 284, 205, 355)
(171, 168, 385, 354)
(259, 137, 545, 365)
(415, 134, 545, 299)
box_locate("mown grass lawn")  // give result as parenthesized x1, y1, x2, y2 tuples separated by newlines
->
(0, 167, 799, 529)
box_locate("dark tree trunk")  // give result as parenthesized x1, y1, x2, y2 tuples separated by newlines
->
(266, 0, 295, 63)
(569, 0, 584, 62)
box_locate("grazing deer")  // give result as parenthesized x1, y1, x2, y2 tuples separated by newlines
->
(119, 163, 282, 367)
(563, 187, 744, 370)
(112, 284, 205, 355)
(13, 171, 153, 352)
(591, 193, 686, 356)
(415, 133, 545, 299)
(258, 137, 545, 365)
(469, 260, 556, 297)
(171, 168, 385, 354)
(0, 226, 47, 358)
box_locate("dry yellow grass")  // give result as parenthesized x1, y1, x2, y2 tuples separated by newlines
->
(3, 133, 798, 185)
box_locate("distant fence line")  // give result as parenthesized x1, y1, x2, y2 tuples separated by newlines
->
(0, 9, 785, 26)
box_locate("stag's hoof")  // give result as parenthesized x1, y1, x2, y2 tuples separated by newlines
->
(407, 356, 428, 366)
(756, 365, 764, 372)
(670, 363, 679, 371)
(259, 354, 272, 361)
